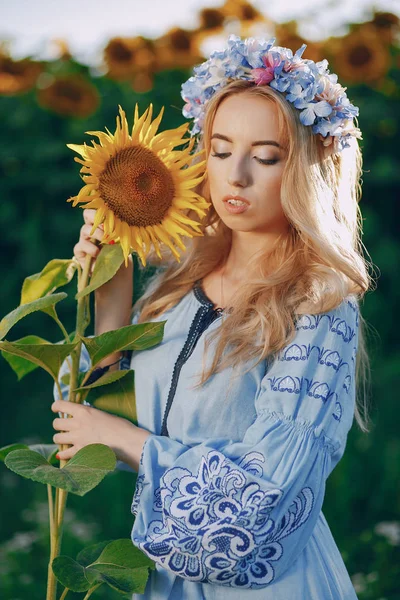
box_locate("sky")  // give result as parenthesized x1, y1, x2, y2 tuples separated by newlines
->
(0, 0, 399, 66)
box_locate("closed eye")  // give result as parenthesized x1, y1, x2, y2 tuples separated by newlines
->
(211, 152, 278, 165)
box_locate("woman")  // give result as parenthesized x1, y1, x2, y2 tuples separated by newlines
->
(52, 35, 373, 599)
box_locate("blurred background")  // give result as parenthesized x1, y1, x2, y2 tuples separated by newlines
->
(0, 0, 399, 598)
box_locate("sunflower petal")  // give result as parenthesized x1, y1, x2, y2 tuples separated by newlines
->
(147, 227, 162, 259)
(143, 105, 165, 146)
(119, 221, 132, 264)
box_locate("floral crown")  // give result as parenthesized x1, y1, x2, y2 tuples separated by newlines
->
(181, 34, 362, 154)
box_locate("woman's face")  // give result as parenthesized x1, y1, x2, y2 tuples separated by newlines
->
(207, 93, 290, 236)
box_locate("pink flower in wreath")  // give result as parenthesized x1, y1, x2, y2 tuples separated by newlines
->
(250, 52, 285, 85)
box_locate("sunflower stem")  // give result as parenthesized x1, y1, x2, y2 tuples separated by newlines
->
(82, 583, 102, 599)
(48, 249, 94, 600)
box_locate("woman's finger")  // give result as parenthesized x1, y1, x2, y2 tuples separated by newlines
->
(51, 400, 77, 415)
(56, 447, 77, 461)
(82, 223, 104, 241)
(53, 432, 73, 444)
(83, 208, 97, 225)
(83, 209, 104, 229)
(52, 417, 75, 431)
(74, 239, 100, 260)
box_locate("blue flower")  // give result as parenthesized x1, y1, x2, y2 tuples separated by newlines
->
(180, 33, 362, 153)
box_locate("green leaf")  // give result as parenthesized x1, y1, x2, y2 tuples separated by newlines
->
(87, 539, 155, 593)
(52, 540, 112, 591)
(0, 443, 59, 465)
(61, 373, 70, 386)
(0, 292, 67, 341)
(20, 259, 77, 305)
(76, 540, 111, 567)
(0, 340, 78, 381)
(0, 443, 29, 462)
(4, 443, 116, 495)
(52, 539, 155, 594)
(80, 321, 166, 368)
(75, 368, 131, 391)
(75, 244, 125, 299)
(0, 335, 51, 379)
(88, 371, 137, 424)
(51, 556, 91, 592)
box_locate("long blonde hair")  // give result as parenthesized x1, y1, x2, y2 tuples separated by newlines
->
(132, 80, 376, 433)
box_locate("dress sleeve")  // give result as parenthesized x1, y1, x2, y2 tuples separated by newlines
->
(131, 297, 359, 589)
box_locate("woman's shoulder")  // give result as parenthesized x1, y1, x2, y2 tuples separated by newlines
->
(294, 293, 359, 320)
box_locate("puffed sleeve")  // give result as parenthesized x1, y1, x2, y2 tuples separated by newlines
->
(130, 296, 359, 589)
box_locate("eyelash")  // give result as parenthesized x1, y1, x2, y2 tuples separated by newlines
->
(211, 152, 278, 165)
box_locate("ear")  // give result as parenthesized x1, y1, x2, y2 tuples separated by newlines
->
(319, 135, 337, 160)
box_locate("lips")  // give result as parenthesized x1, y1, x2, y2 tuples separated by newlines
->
(223, 195, 250, 205)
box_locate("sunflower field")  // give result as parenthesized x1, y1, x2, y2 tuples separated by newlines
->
(0, 3, 399, 599)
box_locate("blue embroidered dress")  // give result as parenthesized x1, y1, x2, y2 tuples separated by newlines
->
(55, 281, 360, 599)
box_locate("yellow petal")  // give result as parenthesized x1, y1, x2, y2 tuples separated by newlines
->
(91, 205, 107, 232)
(147, 227, 162, 259)
(143, 106, 165, 146)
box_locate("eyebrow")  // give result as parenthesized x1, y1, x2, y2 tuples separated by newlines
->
(211, 133, 283, 150)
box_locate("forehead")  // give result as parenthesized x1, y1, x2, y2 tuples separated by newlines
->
(212, 94, 281, 142)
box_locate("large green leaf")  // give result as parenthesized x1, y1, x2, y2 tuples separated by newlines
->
(75, 244, 125, 299)
(51, 556, 90, 592)
(80, 321, 166, 368)
(0, 292, 67, 341)
(52, 539, 155, 593)
(0, 443, 59, 466)
(76, 541, 111, 567)
(20, 259, 77, 305)
(0, 340, 78, 381)
(75, 368, 131, 391)
(4, 443, 116, 495)
(0, 335, 50, 379)
(87, 371, 137, 424)
(0, 443, 29, 462)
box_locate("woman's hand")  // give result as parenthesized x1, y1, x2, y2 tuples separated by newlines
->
(74, 208, 105, 275)
(51, 400, 151, 471)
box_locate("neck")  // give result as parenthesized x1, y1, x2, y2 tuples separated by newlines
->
(222, 228, 289, 281)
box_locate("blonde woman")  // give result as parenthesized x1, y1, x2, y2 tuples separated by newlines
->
(52, 35, 373, 599)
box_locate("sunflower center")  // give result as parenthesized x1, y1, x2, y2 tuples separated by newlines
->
(55, 82, 83, 102)
(98, 145, 176, 227)
(349, 44, 372, 67)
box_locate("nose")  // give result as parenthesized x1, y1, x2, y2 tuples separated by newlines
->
(227, 156, 251, 188)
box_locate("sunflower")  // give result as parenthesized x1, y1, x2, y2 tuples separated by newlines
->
(37, 74, 100, 118)
(67, 103, 209, 267)
(0, 54, 43, 96)
(323, 24, 391, 85)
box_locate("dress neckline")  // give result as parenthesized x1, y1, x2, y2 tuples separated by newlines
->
(193, 279, 233, 314)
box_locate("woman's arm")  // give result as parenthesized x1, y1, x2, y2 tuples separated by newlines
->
(74, 208, 134, 371)
(94, 254, 134, 370)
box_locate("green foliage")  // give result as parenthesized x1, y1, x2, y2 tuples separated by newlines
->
(0, 334, 51, 379)
(21, 259, 77, 304)
(0, 293, 67, 340)
(52, 539, 155, 594)
(0, 443, 59, 465)
(75, 244, 125, 298)
(0, 339, 78, 380)
(88, 371, 137, 424)
(4, 443, 116, 495)
(80, 320, 166, 367)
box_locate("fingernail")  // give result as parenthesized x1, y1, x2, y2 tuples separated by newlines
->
(56, 454, 60, 460)
(108, 240, 115, 245)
